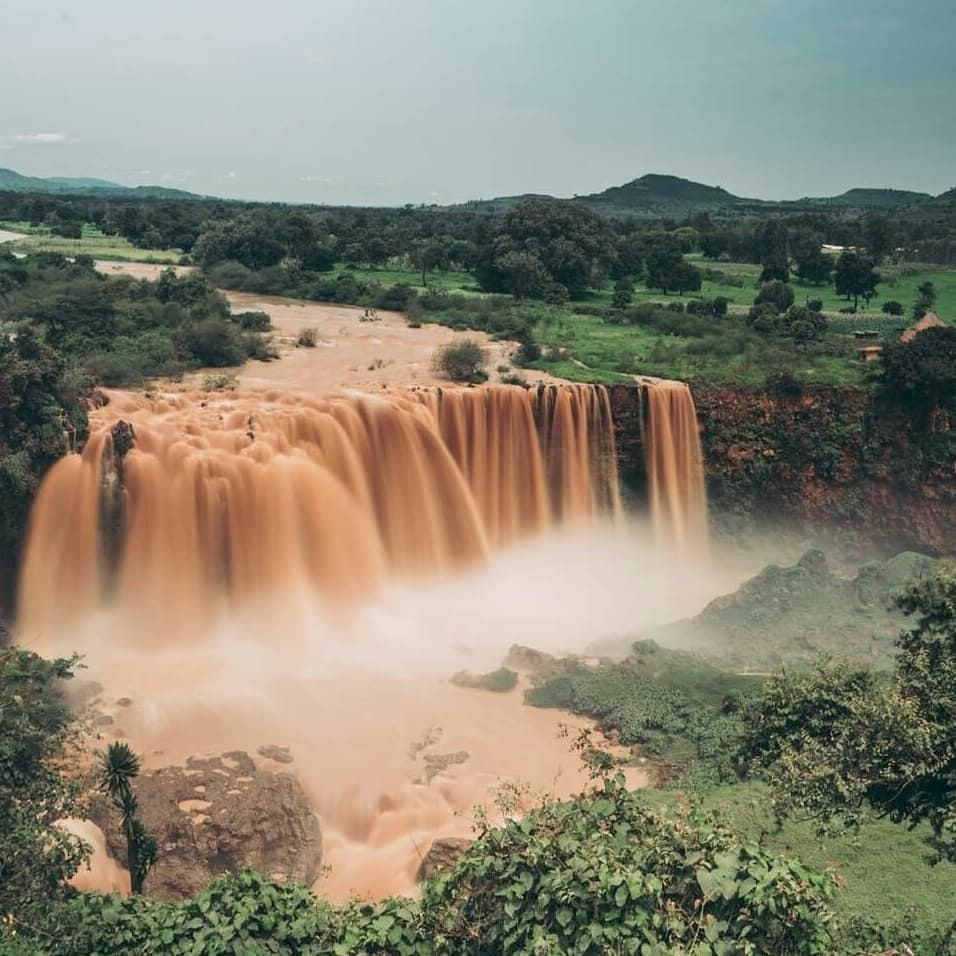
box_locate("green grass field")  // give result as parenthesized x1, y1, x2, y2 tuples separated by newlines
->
(527, 305, 874, 387)
(332, 264, 480, 294)
(670, 782, 956, 939)
(0, 221, 183, 263)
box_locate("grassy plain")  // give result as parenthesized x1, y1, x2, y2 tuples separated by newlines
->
(683, 783, 956, 938)
(0, 221, 183, 263)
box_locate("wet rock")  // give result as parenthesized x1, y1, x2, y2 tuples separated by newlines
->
(422, 751, 469, 782)
(92, 751, 321, 901)
(257, 744, 294, 764)
(109, 420, 136, 458)
(416, 837, 472, 882)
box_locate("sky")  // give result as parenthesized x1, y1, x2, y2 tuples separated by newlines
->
(1, 0, 954, 206)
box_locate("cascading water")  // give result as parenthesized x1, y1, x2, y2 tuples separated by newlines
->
(636, 377, 709, 555)
(17, 384, 622, 645)
(14, 376, 719, 903)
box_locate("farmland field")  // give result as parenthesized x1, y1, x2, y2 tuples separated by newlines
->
(0, 221, 183, 263)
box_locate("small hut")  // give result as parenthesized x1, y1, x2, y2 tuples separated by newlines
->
(900, 312, 947, 342)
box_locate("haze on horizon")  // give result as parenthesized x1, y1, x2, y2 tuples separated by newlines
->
(2, 0, 954, 206)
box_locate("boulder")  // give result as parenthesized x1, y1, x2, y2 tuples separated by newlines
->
(416, 837, 472, 883)
(93, 750, 321, 901)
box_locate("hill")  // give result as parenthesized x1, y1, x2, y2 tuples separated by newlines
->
(800, 187, 932, 210)
(0, 167, 201, 200)
(588, 550, 939, 670)
(582, 173, 739, 214)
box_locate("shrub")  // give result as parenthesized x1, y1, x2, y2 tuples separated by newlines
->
(424, 775, 837, 955)
(235, 310, 272, 331)
(176, 319, 246, 367)
(499, 372, 529, 387)
(807, 298, 824, 312)
(782, 305, 827, 341)
(712, 295, 730, 316)
(432, 339, 488, 383)
(202, 372, 238, 390)
(755, 279, 795, 313)
(665, 300, 685, 313)
(451, 667, 519, 692)
(374, 283, 416, 312)
(297, 327, 318, 348)
(766, 369, 805, 398)
(882, 300, 904, 315)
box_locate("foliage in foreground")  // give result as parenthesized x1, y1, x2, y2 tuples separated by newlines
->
(738, 566, 956, 863)
(0, 648, 89, 925)
(10, 777, 839, 956)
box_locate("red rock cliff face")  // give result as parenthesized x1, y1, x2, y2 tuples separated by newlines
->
(608, 384, 955, 556)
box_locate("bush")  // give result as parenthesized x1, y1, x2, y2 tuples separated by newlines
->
(451, 667, 519, 692)
(712, 295, 730, 316)
(755, 279, 795, 313)
(176, 318, 246, 367)
(374, 282, 417, 312)
(882, 300, 905, 315)
(807, 298, 824, 312)
(432, 339, 488, 383)
(766, 369, 805, 398)
(424, 776, 837, 955)
(297, 327, 318, 348)
(235, 310, 272, 331)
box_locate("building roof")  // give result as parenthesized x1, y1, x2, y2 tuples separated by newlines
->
(900, 312, 947, 342)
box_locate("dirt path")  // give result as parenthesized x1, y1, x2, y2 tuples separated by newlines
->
(94, 260, 565, 394)
(0, 228, 26, 244)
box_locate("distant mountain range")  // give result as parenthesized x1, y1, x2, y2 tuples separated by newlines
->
(0, 167, 201, 200)
(0, 166, 950, 218)
(460, 173, 941, 218)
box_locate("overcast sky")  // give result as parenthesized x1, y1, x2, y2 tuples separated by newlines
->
(2, 0, 954, 205)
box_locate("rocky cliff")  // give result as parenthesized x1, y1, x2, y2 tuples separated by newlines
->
(608, 384, 955, 556)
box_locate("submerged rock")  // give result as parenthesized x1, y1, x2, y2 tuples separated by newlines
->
(257, 744, 294, 764)
(93, 750, 321, 901)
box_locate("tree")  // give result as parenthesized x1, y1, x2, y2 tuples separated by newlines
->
(738, 568, 956, 864)
(754, 279, 795, 313)
(671, 260, 702, 295)
(494, 250, 549, 301)
(492, 198, 614, 298)
(432, 339, 488, 383)
(862, 212, 897, 263)
(914, 280, 937, 319)
(881, 325, 956, 416)
(643, 234, 685, 295)
(99, 743, 156, 895)
(611, 277, 634, 310)
(833, 251, 880, 309)
(0, 648, 90, 923)
(781, 304, 827, 341)
(759, 254, 790, 283)
(0, 327, 88, 605)
(411, 240, 443, 286)
(792, 247, 833, 286)
(881, 300, 904, 316)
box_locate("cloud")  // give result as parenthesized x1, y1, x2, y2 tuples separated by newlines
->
(300, 175, 336, 184)
(4, 132, 79, 145)
(223, 171, 239, 180)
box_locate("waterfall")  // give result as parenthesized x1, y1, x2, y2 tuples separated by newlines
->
(17, 385, 621, 642)
(636, 376, 709, 555)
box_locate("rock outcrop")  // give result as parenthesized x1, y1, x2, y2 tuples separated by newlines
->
(608, 383, 956, 557)
(93, 750, 321, 901)
(416, 837, 472, 883)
